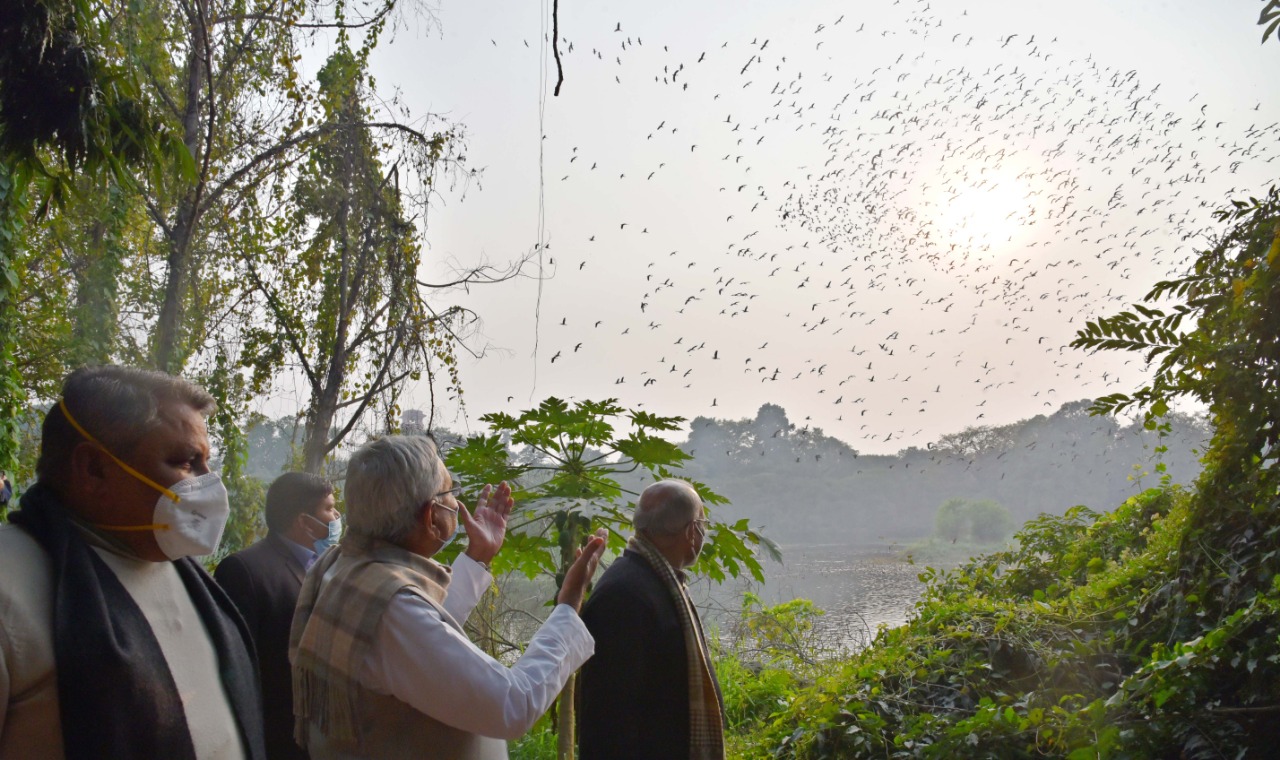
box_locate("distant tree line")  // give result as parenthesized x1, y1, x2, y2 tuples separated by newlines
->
(674, 399, 1209, 544)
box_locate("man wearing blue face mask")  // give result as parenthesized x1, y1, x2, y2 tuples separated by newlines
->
(216, 472, 340, 759)
(0, 365, 266, 760)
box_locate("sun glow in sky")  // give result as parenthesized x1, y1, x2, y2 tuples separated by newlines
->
(934, 173, 1035, 253)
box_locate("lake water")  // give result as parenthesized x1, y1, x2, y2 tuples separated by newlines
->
(691, 543, 933, 651)
(490, 543, 938, 657)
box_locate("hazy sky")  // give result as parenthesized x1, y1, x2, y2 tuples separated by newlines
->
(286, 0, 1279, 454)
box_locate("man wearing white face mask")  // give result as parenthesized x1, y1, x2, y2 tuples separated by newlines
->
(217, 472, 340, 760)
(0, 365, 266, 760)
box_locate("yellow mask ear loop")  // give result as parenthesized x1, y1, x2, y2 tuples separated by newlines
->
(58, 398, 177, 532)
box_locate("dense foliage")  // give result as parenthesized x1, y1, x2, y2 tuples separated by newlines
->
(0, 0, 484, 485)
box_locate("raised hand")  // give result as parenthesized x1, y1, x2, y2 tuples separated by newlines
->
(556, 528, 608, 611)
(460, 481, 514, 565)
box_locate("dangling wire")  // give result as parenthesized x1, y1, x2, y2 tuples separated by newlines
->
(530, 0, 551, 401)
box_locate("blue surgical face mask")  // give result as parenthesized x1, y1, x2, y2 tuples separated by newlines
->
(305, 513, 342, 555)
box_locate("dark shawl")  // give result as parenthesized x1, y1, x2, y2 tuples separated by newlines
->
(8, 482, 266, 760)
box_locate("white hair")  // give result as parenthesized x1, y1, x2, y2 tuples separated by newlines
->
(345, 435, 444, 543)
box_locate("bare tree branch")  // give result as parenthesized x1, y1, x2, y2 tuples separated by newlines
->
(417, 254, 532, 290)
(212, 1, 395, 31)
(552, 0, 565, 96)
(326, 362, 413, 453)
(200, 120, 446, 218)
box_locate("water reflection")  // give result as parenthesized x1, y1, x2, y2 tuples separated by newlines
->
(692, 544, 930, 651)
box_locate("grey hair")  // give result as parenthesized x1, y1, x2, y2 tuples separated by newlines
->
(38, 365, 216, 484)
(634, 479, 701, 535)
(344, 435, 444, 544)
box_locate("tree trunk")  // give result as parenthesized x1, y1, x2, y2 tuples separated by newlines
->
(152, 206, 195, 373)
(73, 182, 126, 366)
(557, 673, 577, 760)
(152, 4, 207, 373)
(301, 118, 356, 476)
(555, 516, 584, 760)
(302, 383, 341, 475)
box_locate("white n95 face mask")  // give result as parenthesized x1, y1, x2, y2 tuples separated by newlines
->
(59, 398, 231, 559)
(151, 472, 231, 559)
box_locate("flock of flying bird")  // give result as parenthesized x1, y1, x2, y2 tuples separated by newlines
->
(488, 1, 1276, 454)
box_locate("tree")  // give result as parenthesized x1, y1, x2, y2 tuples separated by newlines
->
(1, 0, 478, 484)
(966, 499, 1013, 543)
(0, 0, 180, 473)
(934, 423, 1019, 459)
(934, 498, 968, 542)
(445, 397, 779, 760)
(1071, 187, 1280, 750)
(237, 46, 518, 475)
(933, 498, 1013, 544)
(124, 0, 400, 374)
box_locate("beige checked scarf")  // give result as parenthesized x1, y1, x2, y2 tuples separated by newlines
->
(628, 535, 726, 760)
(289, 533, 456, 749)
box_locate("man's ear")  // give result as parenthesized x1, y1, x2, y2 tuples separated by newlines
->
(419, 501, 440, 540)
(69, 442, 111, 498)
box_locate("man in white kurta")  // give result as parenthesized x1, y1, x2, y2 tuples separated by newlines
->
(362, 553, 593, 741)
(290, 435, 606, 759)
(0, 366, 264, 760)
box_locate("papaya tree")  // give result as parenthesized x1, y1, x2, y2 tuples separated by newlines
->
(445, 397, 779, 760)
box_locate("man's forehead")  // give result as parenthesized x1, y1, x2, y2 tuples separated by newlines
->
(152, 401, 210, 445)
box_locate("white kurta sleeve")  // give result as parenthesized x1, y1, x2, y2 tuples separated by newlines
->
(361, 591, 594, 741)
(442, 553, 492, 624)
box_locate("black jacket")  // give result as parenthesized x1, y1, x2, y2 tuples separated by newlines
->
(578, 549, 694, 759)
(215, 533, 310, 760)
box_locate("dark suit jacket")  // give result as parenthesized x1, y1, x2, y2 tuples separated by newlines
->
(578, 549, 697, 759)
(215, 533, 310, 760)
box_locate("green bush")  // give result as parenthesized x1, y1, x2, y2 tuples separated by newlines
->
(509, 713, 557, 760)
(717, 592, 842, 758)
(739, 487, 1199, 758)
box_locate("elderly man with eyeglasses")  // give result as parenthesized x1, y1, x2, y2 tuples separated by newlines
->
(578, 479, 726, 760)
(289, 435, 606, 759)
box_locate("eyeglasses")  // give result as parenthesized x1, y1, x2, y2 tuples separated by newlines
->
(431, 485, 462, 511)
(691, 518, 711, 535)
(433, 484, 464, 501)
